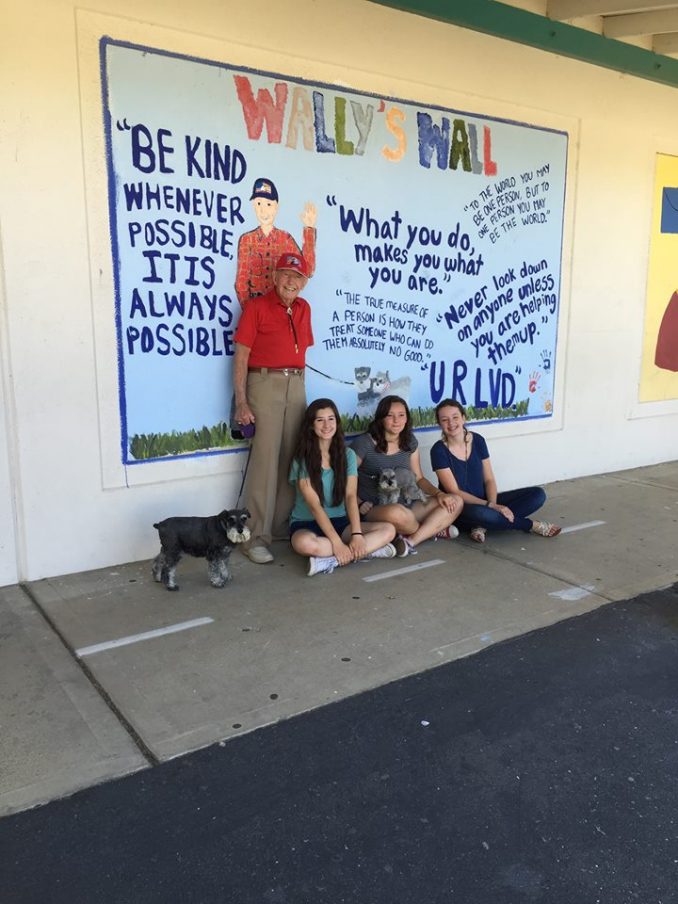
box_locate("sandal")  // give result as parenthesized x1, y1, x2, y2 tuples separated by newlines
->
(469, 527, 486, 544)
(531, 521, 561, 538)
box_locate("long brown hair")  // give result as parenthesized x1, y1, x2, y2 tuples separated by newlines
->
(369, 395, 413, 453)
(292, 399, 347, 507)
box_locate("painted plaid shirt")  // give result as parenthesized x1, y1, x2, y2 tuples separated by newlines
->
(234, 225, 316, 305)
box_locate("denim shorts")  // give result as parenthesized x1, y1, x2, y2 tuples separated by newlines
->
(289, 516, 350, 537)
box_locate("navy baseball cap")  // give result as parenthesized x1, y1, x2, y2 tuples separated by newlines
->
(250, 178, 279, 202)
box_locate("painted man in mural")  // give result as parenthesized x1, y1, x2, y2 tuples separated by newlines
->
(233, 252, 314, 564)
(234, 177, 317, 307)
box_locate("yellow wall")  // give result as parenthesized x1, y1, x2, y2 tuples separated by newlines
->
(640, 153, 678, 401)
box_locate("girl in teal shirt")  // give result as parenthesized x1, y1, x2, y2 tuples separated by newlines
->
(289, 398, 397, 576)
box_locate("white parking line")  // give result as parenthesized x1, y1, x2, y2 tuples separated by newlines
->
(363, 559, 445, 583)
(549, 584, 595, 601)
(560, 520, 606, 534)
(76, 617, 214, 657)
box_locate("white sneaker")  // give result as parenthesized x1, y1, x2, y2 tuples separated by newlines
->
(307, 555, 338, 576)
(244, 545, 274, 564)
(435, 525, 459, 541)
(367, 543, 396, 559)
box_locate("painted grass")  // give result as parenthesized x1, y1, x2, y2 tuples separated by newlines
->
(129, 421, 240, 460)
(341, 399, 530, 434)
(129, 399, 531, 460)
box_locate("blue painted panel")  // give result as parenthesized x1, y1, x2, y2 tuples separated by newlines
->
(101, 38, 568, 463)
(661, 188, 678, 234)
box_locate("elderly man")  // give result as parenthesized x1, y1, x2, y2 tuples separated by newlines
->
(233, 252, 314, 563)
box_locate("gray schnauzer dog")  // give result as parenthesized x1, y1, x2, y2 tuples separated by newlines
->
(377, 468, 428, 507)
(152, 509, 251, 591)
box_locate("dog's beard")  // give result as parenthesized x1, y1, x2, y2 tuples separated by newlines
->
(227, 525, 251, 544)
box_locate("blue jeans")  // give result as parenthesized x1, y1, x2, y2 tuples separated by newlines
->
(458, 486, 546, 533)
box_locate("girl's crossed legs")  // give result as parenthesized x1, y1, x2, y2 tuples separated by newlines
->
(365, 495, 462, 549)
(291, 517, 395, 561)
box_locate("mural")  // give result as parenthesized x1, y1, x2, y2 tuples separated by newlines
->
(101, 39, 568, 463)
(640, 153, 678, 400)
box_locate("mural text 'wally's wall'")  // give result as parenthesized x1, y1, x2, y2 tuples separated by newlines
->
(101, 39, 568, 463)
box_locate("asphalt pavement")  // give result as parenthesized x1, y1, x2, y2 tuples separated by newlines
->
(2, 581, 677, 903)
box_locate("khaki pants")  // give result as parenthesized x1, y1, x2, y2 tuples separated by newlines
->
(243, 370, 306, 548)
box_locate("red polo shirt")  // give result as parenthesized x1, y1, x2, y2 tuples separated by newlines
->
(234, 288, 314, 368)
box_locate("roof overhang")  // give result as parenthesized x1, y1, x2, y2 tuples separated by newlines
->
(368, 0, 678, 88)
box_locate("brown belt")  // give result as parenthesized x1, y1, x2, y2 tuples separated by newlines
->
(248, 367, 304, 376)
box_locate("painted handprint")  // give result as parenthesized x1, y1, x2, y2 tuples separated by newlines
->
(528, 370, 542, 393)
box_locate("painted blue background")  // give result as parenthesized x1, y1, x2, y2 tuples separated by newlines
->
(102, 39, 568, 462)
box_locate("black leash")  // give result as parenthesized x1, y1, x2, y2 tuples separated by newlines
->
(306, 364, 355, 386)
(236, 443, 252, 507)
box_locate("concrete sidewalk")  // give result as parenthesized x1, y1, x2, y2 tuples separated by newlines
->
(2, 461, 677, 816)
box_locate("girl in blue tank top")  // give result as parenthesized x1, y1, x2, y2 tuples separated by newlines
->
(430, 399, 561, 544)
